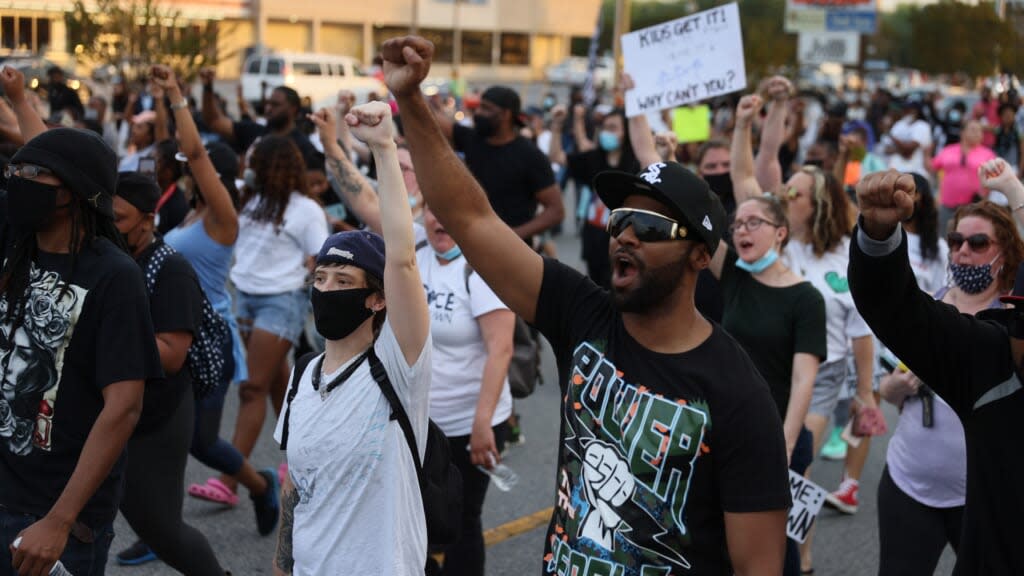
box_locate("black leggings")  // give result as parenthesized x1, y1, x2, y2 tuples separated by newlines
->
(120, 384, 224, 576)
(441, 422, 508, 576)
(877, 466, 963, 576)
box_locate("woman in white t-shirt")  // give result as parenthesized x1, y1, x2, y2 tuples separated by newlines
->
(229, 136, 329, 475)
(417, 204, 515, 576)
(273, 102, 431, 575)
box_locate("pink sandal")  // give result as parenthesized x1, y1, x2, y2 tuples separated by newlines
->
(188, 478, 240, 507)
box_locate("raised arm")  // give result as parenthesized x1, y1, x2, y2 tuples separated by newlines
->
(851, 170, 1015, 416)
(381, 36, 544, 322)
(0, 98, 24, 145)
(621, 73, 661, 167)
(572, 104, 595, 153)
(754, 77, 792, 193)
(979, 158, 1024, 229)
(308, 107, 382, 234)
(0, 67, 46, 141)
(152, 65, 238, 245)
(731, 95, 765, 203)
(199, 67, 234, 140)
(151, 81, 170, 143)
(347, 102, 427, 365)
(547, 105, 569, 166)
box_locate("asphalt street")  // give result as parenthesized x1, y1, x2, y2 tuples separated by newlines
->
(106, 211, 956, 576)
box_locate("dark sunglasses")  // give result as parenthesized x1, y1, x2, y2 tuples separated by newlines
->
(606, 208, 688, 242)
(947, 232, 994, 252)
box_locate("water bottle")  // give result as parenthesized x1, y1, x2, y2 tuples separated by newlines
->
(10, 537, 74, 576)
(477, 451, 519, 492)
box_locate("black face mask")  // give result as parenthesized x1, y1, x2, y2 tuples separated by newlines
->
(473, 115, 497, 139)
(5, 176, 63, 237)
(267, 113, 290, 132)
(311, 287, 376, 341)
(804, 158, 825, 168)
(702, 173, 734, 201)
(120, 215, 149, 254)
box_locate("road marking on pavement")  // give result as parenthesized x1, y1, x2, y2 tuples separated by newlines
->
(484, 507, 554, 547)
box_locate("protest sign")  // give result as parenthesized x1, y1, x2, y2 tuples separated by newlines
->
(788, 470, 827, 543)
(672, 106, 711, 143)
(622, 3, 746, 118)
(798, 32, 860, 65)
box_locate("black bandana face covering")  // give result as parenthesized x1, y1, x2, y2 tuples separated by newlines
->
(311, 287, 375, 341)
(6, 176, 61, 236)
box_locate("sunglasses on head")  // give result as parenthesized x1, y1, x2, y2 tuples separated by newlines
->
(947, 232, 994, 252)
(606, 208, 688, 242)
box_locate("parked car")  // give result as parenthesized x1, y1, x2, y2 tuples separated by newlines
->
(545, 56, 614, 88)
(0, 55, 89, 103)
(240, 52, 386, 110)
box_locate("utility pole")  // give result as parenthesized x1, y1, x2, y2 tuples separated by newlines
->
(613, 0, 631, 83)
(411, 0, 419, 34)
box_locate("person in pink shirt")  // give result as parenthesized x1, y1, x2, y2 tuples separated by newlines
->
(932, 120, 997, 233)
(972, 86, 1001, 148)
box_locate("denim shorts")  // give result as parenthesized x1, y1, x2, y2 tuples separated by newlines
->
(235, 288, 309, 346)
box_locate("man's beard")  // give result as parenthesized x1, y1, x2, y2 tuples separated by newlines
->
(267, 113, 290, 132)
(612, 245, 692, 314)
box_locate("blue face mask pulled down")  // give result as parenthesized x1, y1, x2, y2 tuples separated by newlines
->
(435, 245, 462, 261)
(599, 131, 621, 152)
(735, 249, 779, 274)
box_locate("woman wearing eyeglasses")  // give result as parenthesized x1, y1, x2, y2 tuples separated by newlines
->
(876, 200, 1024, 574)
(706, 193, 826, 576)
(931, 120, 996, 233)
(730, 92, 877, 576)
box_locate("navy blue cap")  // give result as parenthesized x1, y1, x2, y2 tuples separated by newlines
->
(315, 230, 386, 282)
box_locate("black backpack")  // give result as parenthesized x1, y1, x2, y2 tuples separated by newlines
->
(280, 349, 463, 548)
(142, 242, 232, 399)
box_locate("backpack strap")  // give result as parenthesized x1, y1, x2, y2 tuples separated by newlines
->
(463, 262, 473, 295)
(415, 238, 429, 252)
(141, 241, 175, 295)
(367, 348, 424, 477)
(279, 352, 319, 451)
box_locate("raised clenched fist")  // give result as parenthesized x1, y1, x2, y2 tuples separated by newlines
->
(856, 170, 916, 240)
(380, 36, 435, 98)
(345, 101, 395, 149)
(579, 441, 634, 551)
(735, 94, 763, 127)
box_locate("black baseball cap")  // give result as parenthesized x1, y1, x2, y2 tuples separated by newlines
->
(594, 162, 726, 255)
(315, 230, 386, 284)
(116, 171, 161, 214)
(481, 86, 525, 127)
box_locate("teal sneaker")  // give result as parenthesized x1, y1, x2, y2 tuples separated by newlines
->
(820, 426, 847, 461)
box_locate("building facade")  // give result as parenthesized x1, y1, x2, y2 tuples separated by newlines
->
(0, 0, 602, 82)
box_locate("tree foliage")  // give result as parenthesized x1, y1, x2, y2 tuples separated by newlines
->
(904, 1, 1017, 76)
(64, 0, 232, 81)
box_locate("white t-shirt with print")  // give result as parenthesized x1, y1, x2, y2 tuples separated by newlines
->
(273, 321, 431, 576)
(417, 249, 513, 437)
(887, 117, 933, 176)
(231, 192, 329, 294)
(783, 237, 872, 363)
(906, 231, 949, 297)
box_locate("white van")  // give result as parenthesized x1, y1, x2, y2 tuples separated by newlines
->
(240, 52, 386, 110)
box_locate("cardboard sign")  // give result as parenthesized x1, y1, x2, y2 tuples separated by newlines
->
(622, 3, 746, 118)
(672, 106, 711, 143)
(788, 470, 827, 543)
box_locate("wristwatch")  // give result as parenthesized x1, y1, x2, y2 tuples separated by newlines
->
(170, 100, 188, 111)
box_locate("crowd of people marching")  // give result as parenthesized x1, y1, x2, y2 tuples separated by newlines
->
(0, 32, 1022, 576)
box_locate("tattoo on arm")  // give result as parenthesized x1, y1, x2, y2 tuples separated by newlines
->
(327, 156, 365, 199)
(275, 486, 300, 574)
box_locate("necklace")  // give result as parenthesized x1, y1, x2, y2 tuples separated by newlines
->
(312, 350, 369, 401)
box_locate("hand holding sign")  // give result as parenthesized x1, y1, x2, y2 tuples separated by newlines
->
(622, 3, 746, 117)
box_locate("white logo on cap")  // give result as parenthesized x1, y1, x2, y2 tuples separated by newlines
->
(327, 247, 354, 260)
(639, 162, 667, 185)
(702, 215, 713, 231)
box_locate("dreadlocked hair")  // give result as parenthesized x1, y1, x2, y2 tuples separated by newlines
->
(0, 187, 124, 334)
(801, 165, 852, 257)
(240, 136, 308, 229)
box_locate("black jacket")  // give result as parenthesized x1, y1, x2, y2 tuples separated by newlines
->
(849, 226, 1024, 575)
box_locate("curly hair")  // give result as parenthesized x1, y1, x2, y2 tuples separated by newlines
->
(240, 136, 308, 227)
(741, 194, 791, 249)
(951, 201, 1024, 292)
(798, 164, 852, 257)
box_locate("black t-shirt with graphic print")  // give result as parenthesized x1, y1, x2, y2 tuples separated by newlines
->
(0, 225, 162, 528)
(132, 240, 204, 436)
(532, 258, 791, 575)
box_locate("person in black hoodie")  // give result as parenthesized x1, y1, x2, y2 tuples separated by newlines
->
(849, 169, 1024, 575)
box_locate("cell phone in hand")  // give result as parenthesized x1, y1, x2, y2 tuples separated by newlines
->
(137, 156, 156, 178)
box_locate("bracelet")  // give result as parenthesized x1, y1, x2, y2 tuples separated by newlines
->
(170, 100, 188, 111)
